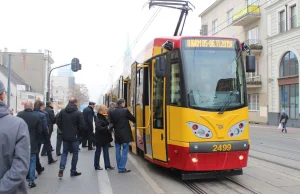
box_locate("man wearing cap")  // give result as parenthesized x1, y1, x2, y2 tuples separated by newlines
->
(83, 102, 96, 150)
(0, 80, 30, 193)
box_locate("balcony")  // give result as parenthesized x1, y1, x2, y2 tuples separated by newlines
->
(243, 39, 263, 54)
(232, 5, 261, 26)
(246, 75, 262, 88)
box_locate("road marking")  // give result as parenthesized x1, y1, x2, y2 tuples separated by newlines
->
(128, 154, 166, 194)
(97, 158, 114, 194)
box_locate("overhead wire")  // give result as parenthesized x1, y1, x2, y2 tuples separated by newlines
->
(100, 5, 163, 95)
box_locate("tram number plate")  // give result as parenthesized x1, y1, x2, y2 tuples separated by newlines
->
(212, 144, 232, 152)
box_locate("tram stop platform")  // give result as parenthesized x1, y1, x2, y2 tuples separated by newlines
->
(28, 135, 164, 194)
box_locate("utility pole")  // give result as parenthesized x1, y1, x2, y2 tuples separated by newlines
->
(46, 50, 52, 101)
(7, 54, 11, 107)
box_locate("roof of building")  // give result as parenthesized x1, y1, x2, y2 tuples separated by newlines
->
(199, 0, 223, 17)
(0, 65, 36, 92)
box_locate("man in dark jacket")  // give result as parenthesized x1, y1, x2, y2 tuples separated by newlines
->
(82, 102, 96, 150)
(17, 101, 42, 188)
(109, 98, 136, 173)
(56, 97, 85, 177)
(0, 80, 30, 193)
(41, 101, 56, 155)
(33, 101, 57, 168)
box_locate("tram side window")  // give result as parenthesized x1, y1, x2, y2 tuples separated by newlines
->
(153, 76, 164, 129)
(170, 63, 181, 106)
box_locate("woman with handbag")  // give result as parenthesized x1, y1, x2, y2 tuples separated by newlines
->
(94, 105, 115, 170)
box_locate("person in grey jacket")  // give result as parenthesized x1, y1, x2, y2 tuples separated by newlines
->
(0, 80, 30, 194)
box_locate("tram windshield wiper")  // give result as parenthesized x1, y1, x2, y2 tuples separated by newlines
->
(218, 84, 241, 114)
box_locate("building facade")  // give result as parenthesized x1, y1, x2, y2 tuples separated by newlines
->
(199, 0, 270, 124)
(0, 49, 54, 100)
(57, 65, 74, 77)
(266, 0, 300, 127)
(51, 76, 75, 108)
(0, 65, 43, 114)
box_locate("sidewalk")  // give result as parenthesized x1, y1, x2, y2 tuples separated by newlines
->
(28, 137, 160, 194)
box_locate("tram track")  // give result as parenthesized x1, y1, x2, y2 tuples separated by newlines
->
(174, 173, 260, 194)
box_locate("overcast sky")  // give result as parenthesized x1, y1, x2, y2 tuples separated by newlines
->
(0, 0, 212, 102)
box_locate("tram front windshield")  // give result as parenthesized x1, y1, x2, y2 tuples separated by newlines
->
(181, 39, 246, 112)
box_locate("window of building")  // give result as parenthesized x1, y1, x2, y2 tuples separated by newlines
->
(247, 26, 259, 44)
(170, 63, 181, 106)
(227, 9, 233, 25)
(291, 5, 297, 29)
(279, 10, 286, 33)
(248, 94, 259, 111)
(280, 51, 299, 77)
(280, 84, 299, 118)
(247, 0, 259, 6)
(212, 19, 218, 34)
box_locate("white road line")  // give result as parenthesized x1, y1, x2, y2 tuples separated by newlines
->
(97, 158, 114, 194)
(128, 154, 166, 194)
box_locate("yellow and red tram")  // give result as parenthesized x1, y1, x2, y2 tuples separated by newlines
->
(105, 36, 256, 180)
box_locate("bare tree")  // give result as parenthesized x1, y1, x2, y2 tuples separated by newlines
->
(73, 83, 90, 106)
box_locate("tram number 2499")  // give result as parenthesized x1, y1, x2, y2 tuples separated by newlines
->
(212, 144, 232, 152)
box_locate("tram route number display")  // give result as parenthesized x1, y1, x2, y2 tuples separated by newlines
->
(212, 143, 232, 152)
(184, 39, 234, 49)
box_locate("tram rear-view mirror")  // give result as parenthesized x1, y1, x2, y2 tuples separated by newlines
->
(155, 56, 166, 78)
(246, 55, 256, 72)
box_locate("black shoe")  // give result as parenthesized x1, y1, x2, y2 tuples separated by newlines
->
(41, 153, 47, 156)
(88, 148, 95, 151)
(37, 167, 45, 175)
(70, 171, 82, 176)
(58, 169, 64, 178)
(95, 167, 103, 170)
(105, 166, 115, 170)
(28, 182, 36, 188)
(48, 159, 58, 165)
(57, 153, 62, 156)
(108, 144, 114, 147)
(119, 169, 131, 173)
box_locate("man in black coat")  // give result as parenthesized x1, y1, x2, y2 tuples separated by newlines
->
(109, 98, 136, 173)
(82, 102, 96, 150)
(56, 97, 85, 177)
(41, 101, 56, 155)
(17, 101, 42, 188)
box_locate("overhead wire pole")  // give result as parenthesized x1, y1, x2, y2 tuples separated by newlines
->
(148, 0, 194, 36)
(7, 54, 11, 107)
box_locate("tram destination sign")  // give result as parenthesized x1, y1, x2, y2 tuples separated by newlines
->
(183, 38, 235, 49)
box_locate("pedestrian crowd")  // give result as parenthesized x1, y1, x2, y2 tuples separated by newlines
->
(0, 80, 136, 194)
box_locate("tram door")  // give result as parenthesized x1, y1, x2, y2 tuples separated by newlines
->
(151, 58, 167, 162)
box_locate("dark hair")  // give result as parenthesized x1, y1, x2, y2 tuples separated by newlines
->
(116, 98, 125, 106)
(46, 101, 52, 106)
(34, 101, 44, 109)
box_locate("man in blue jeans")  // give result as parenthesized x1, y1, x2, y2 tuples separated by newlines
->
(56, 98, 85, 177)
(109, 98, 136, 173)
(17, 101, 42, 188)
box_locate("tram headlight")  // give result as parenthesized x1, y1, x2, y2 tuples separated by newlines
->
(186, 122, 212, 139)
(234, 128, 240, 135)
(228, 120, 248, 138)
